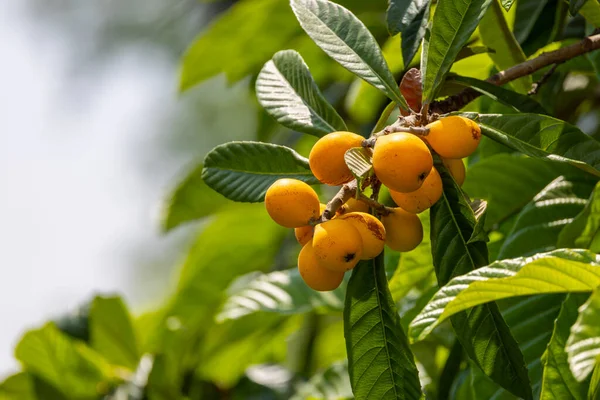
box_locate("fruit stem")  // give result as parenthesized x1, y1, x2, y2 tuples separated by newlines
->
(309, 180, 358, 225)
(358, 193, 392, 216)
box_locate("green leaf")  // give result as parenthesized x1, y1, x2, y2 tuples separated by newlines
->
(372, 101, 399, 134)
(451, 75, 545, 114)
(345, 147, 373, 182)
(409, 249, 600, 341)
(256, 50, 347, 137)
(291, 0, 410, 110)
(579, 0, 600, 27)
(386, 0, 431, 66)
(501, 0, 516, 11)
(498, 176, 592, 259)
(389, 211, 433, 302)
(479, 0, 531, 93)
(89, 296, 139, 370)
(569, 0, 589, 15)
(291, 361, 353, 400)
(513, 0, 549, 44)
(0, 373, 35, 400)
(590, 362, 600, 400)
(180, 0, 299, 90)
(567, 287, 600, 381)
(463, 154, 582, 230)
(15, 323, 116, 399)
(216, 268, 345, 322)
(344, 254, 422, 400)
(474, 113, 600, 177)
(559, 183, 600, 252)
(160, 162, 228, 232)
(429, 164, 532, 399)
(540, 294, 589, 400)
(455, 45, 496, 62)
(202, 142, 319, 202)
(422, 0, 493, 103)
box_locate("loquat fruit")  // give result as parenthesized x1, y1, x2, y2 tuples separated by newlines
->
(309, 131, 365, 185)
(442, 158, 466, 186)
(389, 167, 443, 214)
(381, 208, 423, 252)
(313, 219, 363, 272)
(425, 116, 481, 159)
(298, 241, 345, 291)
(337, 197, 370, 215)
(265, 179, 319, 228)
(338, 212, 385, 259)
(294, 204, 327, 246)
(372, 132, 433, 193)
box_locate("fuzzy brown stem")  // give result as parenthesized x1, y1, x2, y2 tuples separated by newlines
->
(359, 193, 392, 216)
(430, 33, 600, 114)
(310, 181, 357, 225)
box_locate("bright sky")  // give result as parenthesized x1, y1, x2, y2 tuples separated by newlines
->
(0, 1, 254, 375)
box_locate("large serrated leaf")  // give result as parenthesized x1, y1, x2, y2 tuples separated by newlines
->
(498, 176, 592, 259)
(386, 0, 431, 66)
(566, 287, 600, 382)
(430, 165, 531, 399)
(344, 254, 422, 400)
(291, 0, 410, 110)
(202, 141, 319, 202)
(450, 75, 546, 114)
(344, 147, 373, 181)
(216, 268, 345, 322)
(479, 0, 531, 93)
(422, 0, 493, 103)
(473, 113, 600, 177)
(539, 294, 589, 400)
(256, 50, 347, 137)
(409, 249, 600, 341)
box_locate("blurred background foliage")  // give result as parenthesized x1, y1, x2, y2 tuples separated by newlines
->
(2, 0, 600, 399)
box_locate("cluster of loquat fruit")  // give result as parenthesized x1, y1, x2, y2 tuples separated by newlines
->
(265, 116, 481, 292)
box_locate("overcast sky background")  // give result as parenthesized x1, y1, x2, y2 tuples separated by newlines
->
(0, 0, 256, 375)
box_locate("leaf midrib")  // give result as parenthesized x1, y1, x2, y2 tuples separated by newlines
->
(204, 166, 314, 176)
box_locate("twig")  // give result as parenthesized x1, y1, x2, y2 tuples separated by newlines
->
(310, 181, 357, 225)
(359, 193, 392, 216)
(528, 62, 561, 95)
(430, 33, 600, 114)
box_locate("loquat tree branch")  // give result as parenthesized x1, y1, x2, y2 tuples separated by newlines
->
(430, 33, 600, 114)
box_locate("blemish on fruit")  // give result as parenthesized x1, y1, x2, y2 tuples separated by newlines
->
(344, 253, 356, 262)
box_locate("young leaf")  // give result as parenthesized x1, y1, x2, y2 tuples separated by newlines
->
(422, 0, 493, 103)
(479, 0, 531, 93)
(450, 75, 546, 114)
(216, 268, 345, 322)
(290, 0, 410, 110)
(89, 296, 139, 371)
(256, 50, 347, 137)
(498, 176, 591, 259)
(344, 254, 422, 400)
(399, 68, 423, 115)
(160, 162, 228, 232)
(539, 294, 589, 400)
(559, 182, 600, 251)
(202, 141, 319, 202)
(474, 113, 600, 177)
(386, 0, 431, 66)
(429, 165, 532, 399)
(15, 323, 115, 399)
(344, 147, 373, 181)
(409, 249, 600, 341)
(501, 0, 517, 11)
(566, 287, 600, 381)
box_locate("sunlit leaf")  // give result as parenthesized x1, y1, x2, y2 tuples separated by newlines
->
(202, 142, 318, 202)
(291, 0, 410, 110)
(410, 249, 600, 341)
(0, 373, 35, 400)
(344, 255, 422, 400)
(559, 182, 600, 252)
(256, 50, 347, 137)
(422, 0, 493, 103)
(344, 147, 372, 181)
(216, 269, 345, 322)
(566, 287, 600, 381)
